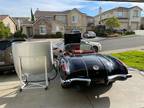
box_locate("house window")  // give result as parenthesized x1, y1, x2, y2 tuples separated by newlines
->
(117, 12, 123, 17)
(72, 16, 78, 23)
(39, 25, 47, 35)
(45, 16, 53, 20)
(56, 15, 66, 24)
(56, 26, 60, 32)
(133, 10, 139, 17)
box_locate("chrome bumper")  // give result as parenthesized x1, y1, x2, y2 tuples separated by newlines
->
(61, 74, 132, 85)
(108, 74, 132, 83)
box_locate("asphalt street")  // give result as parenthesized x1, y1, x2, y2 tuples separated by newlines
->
(55, 35, 144, 52)
(92, 35, 144, 51)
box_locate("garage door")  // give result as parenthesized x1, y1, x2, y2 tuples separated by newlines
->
(131, 22, 139, 30)
(120, 22, 128, 30)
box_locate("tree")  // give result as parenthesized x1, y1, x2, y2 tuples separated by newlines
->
(31, 8, 35, 22)
(105, 17, 121, 30)
(0, 21, 11, 39)
(13, 28, 27, 38)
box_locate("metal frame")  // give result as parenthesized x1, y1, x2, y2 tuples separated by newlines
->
(18, 56, 49, 91)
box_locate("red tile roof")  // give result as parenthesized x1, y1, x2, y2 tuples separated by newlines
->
(0, 15, 8, 20)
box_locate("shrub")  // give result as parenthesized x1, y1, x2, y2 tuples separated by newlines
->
(94, 29, 108, 37)
(94, 25, 108, 37)
(0, 21, 11, 39)
(13, 30, 27, 38)
(56, 32, 63, 38)
(124, 31, 135, 35)
(33, 32, 63, 39)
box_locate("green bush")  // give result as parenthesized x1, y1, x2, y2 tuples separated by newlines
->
(94, 29, 108, 37)
(13, 30, 27, 38)
(124, 31, 135, 35)
(94, 25, 108, 37)
(106, 29, 113, 34)
(0, 21, 11, 39)
(56, 32, 63, 38)
(33, 32, 63, 39)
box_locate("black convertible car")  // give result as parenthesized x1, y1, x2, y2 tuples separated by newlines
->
(58, 33, 132, 88)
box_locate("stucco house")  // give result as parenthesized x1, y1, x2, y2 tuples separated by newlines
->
(87, 16, 95, 30)
(33, 16, 64, 35)
(20, 16, 64, 37)
(20, 8, 94, 36)
(12, 17, 30, 30)
(0, 15, 16, 34)
(34, 8, 89, 34)
(95, 6, 142, 30)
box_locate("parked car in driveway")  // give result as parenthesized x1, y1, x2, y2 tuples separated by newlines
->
(0, 38, 25, 74)
(58, 33, 131, 88)
(83, 31, 96, 38)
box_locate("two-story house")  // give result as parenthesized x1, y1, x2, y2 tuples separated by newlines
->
(34, 8, 88, 34)
(33, 16, 65, 35)
(0, 15, 16, 34)
(95, 6, 142, 30)
(87, 16, 95, 30)
(12, 17, 30, 30)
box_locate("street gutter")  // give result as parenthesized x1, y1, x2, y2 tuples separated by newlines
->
(93, 35, 143, 42)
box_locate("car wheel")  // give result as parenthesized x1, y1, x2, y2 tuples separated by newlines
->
(61, 79, 70, 88)
(61, 82, 71, 88)
(92, 46, 99, 52)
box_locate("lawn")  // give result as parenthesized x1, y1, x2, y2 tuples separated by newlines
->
(111, 50, 144, 71)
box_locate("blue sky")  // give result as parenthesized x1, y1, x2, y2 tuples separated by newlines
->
(0, 0, 144, 17)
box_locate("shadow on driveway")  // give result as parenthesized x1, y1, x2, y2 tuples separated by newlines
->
(0, 75, 112, 108)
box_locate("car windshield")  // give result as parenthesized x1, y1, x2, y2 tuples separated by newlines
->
(65, 43, 92, 51)
(88, 31, 95, 35)
(72, 30, 80, 33)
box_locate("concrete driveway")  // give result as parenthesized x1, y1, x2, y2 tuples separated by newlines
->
(0, 69, 144, 108)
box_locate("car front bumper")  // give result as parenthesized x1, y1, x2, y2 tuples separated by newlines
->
(61, 74, 132, 85)
(107, 74, 132, 83)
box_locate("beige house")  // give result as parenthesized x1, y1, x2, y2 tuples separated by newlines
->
(12, 17, 30, 30)
(87, 16, 95, 30)
(95, 6, 142, 30)
(20, 16, 64, 36)
(0, 15, 16, 34)
(33, 17, 64, 35)
(35, 8, 89, 33)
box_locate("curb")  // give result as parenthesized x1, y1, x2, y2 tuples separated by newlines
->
(96, 35, 143, 42)
(128, 68, 144, 77)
